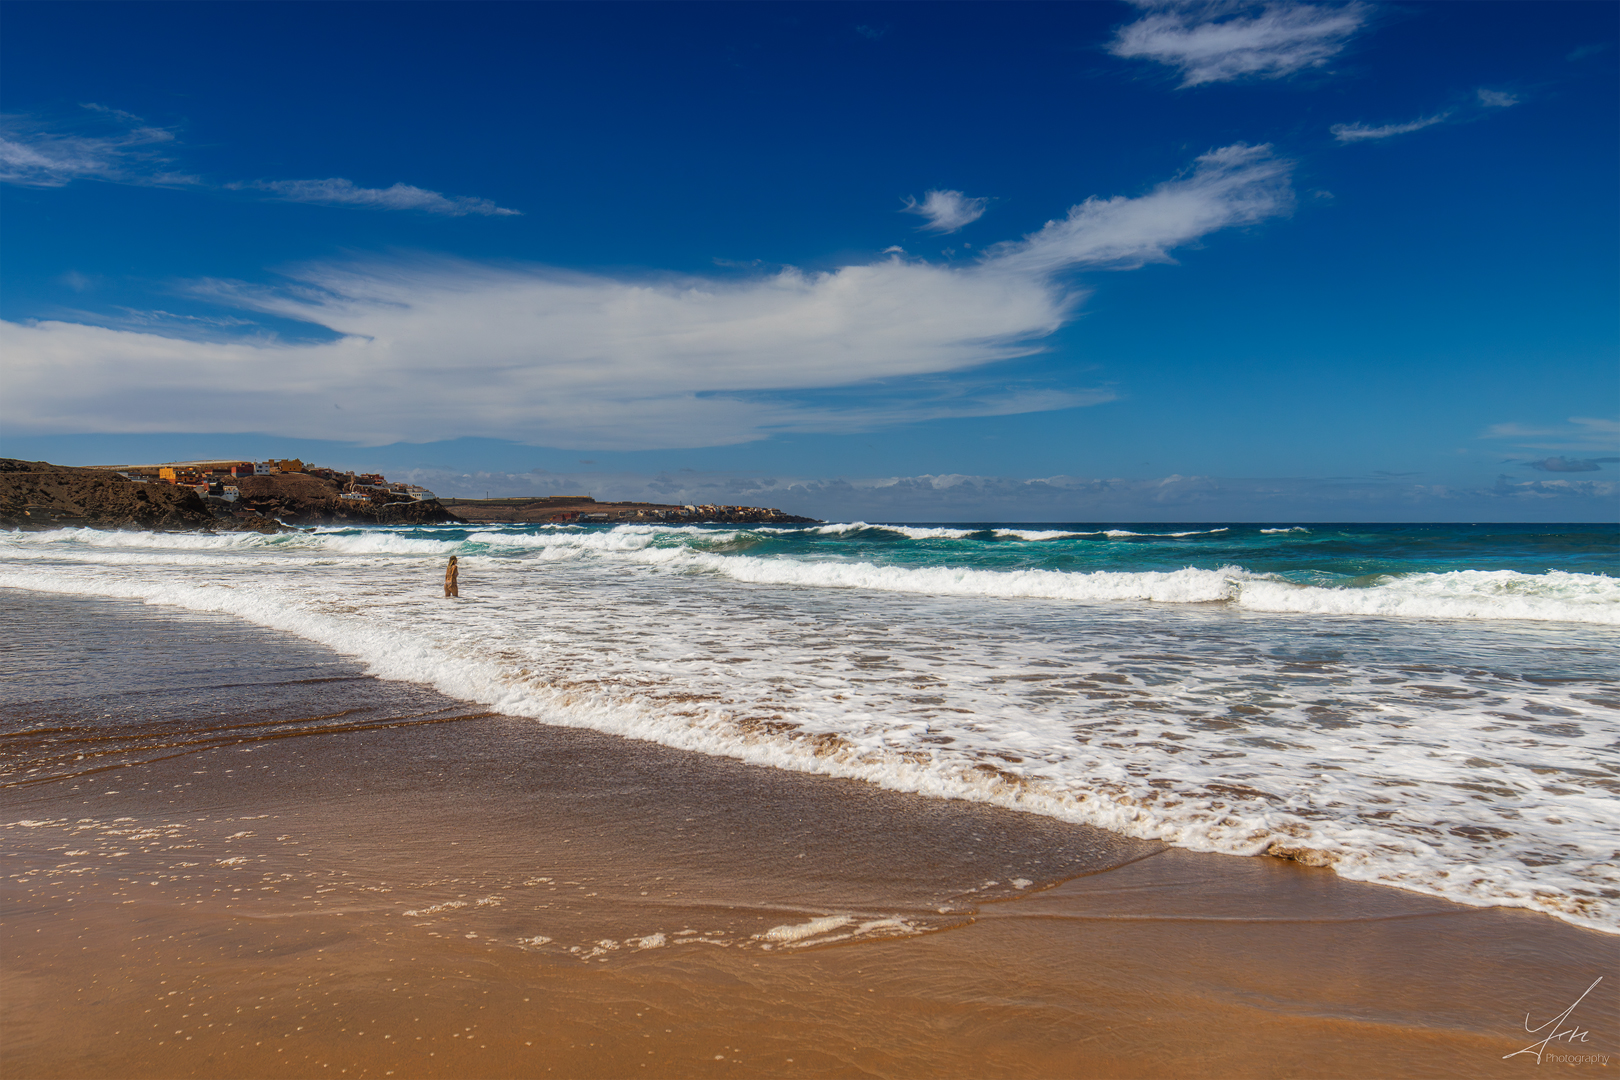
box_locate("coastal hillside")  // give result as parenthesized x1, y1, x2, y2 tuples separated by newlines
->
(0, 459, 258, 532)
(0, 459, 463, 531)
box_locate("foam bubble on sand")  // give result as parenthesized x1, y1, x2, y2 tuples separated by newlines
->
(405, 901, 470, 917)
(758, 915, 852, 944)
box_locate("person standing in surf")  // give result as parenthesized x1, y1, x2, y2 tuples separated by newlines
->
(444, 556, 459, 598)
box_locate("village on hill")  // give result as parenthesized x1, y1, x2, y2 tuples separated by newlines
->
(105, 458, 438, 507)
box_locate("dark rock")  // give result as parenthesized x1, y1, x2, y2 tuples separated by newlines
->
(232, 472, 465, 526)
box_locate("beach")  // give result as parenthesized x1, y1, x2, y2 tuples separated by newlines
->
(3, 522, 1616, 1077)
(4, 587, 1615, 1078)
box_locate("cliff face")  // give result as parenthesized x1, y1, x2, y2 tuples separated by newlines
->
(0, 460, 272, 531)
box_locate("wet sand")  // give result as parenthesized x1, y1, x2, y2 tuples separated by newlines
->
(3, 591, 1614, 1078)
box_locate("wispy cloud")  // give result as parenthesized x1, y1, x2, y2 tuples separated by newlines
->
(1481, 417, 1619, 455)
(1332, 87, 1521, 144)
(901, 189, 989, 233)
(234, 178, 520, 217)
(0, 106, 517, 216)
(2, 144, 1292, 449)
(1109, 0, 1371, 88)
(1526, 456, 1620, 473)
(986, 143, 1291, 274)
(1331, 112, 1450, 143)
(0, 107, 195, 187)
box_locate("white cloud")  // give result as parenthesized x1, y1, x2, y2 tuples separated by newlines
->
(0, 110, 193, 188)
(0, 107, 517, 216)
(986, 143, 1291, 274)
(1, 145, 1292, 449)
(901, 189, 989, 233)
(1332, 88, 1524, 145)
(1330, 112, 1450, 143)
(235, 178, 520, 217)
(1110, 1, 1370, 88)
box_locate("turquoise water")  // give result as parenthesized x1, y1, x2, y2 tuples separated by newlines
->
(638, 521, 1620, 577)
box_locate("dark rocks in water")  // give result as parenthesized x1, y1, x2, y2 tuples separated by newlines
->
(231, 473, 465, 527)
(0, 460, 464, 532)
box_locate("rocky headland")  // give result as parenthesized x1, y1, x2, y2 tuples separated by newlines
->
(0, 460, 464, 532)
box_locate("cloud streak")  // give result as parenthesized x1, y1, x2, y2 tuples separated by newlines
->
(235, 178, 521, 216)
(0, 106, 517, 215)
(1331, 113, 1449, 143)
(1526, 456, 1620, 473)
(2, 144, 1292, 449)
(1110, 1, 1371, 88)
(1482, 417, 1618, 455)
(902, 189, 989, 233)
(1332, 87, 1521, 144)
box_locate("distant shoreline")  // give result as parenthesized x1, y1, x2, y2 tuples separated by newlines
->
(439, 495, 820, 525)
(0, 458, 820, 531)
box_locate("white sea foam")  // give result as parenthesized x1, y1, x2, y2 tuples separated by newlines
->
(807, 522, 977, 540)
(1101, 527, 1230, 538)
(2, 524, 1616, 932)
(617, 547, 1619, 625)
(1261, 527, 1310, 534)
(992, 529, 1099, 541)
(1235, 569, 1620, 624)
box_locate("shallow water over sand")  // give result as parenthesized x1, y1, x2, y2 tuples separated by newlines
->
(4, 593, 1616, 1078)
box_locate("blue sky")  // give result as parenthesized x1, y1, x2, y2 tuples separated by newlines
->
(2, 1, 1615, 521)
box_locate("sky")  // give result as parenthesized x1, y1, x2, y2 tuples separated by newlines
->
(1, 0, 1615, 521)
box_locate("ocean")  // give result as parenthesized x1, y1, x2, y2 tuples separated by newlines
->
(2, 519, 1616, 938)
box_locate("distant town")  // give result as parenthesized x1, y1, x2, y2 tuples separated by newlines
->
(103, 458, 438, 507)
